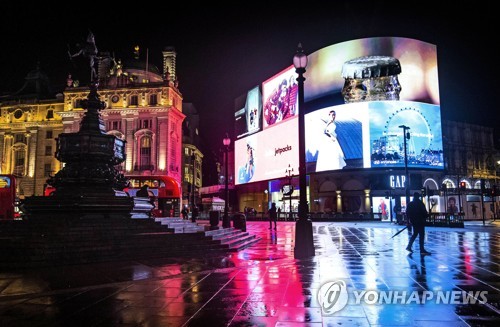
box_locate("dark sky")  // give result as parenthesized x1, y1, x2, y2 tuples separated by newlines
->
(2, 3, 498, 182)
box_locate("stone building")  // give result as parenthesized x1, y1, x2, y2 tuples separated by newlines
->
(0, 65, 64, 197)
(62, 47, 185, 185)
(1, 47, 202, 202)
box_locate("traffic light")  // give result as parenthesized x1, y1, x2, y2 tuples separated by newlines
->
(421, 187, 426, 197)
(459, 181, 466, 190)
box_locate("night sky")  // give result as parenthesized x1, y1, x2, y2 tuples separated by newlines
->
(2, 3, 498, 183)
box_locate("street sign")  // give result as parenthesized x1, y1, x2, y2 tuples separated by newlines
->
(282, 184, 294, 196)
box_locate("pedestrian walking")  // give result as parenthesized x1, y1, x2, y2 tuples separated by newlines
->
(268, 202, 278, 230)
(406, 192, 431, 254)
(181, 206, 188, 220)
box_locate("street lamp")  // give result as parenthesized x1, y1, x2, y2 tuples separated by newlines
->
(285, 164, 294, 221)
(191, 151, 196, 210)
(222, 133, 231, 228)
(293, 43, 315, 258)
(399, 125, 410, 223)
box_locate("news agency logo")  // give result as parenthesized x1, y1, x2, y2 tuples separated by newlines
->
(317, 280, 349, 314)
(317, 280, 489, 315)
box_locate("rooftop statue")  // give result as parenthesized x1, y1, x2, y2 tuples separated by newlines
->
(68, 31, 98, 81)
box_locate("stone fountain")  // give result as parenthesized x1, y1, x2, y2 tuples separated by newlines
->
(22, 81, 134, 219)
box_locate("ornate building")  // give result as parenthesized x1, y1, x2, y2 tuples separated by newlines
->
(1, 46, 199, 200)
(62, 47, 185, 184)
(0, 65, 64, 197)
(442, 120, 498, 189)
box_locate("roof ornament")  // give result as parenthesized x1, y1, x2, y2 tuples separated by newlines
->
(68, 31, 98, 81)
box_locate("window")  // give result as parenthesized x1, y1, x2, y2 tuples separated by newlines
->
(44, 164, 52, 177)
(130, 95, 138, 106)
(149, 94, 157, 105)
(140, 119, 152, 129)
(46, 109, 54, 120)
(46, 130, 53, 139)
(13, 149, 25, 176)
(13, 109, 23, 119)
(139, 136, 151, 170)
(109, 121, 121, 130)
(45, 146, 52, 156)
(74, 99, 82, 108)
(15, 134, 26, 144)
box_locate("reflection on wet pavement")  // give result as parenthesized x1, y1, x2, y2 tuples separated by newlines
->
(1, 221, 499, 326)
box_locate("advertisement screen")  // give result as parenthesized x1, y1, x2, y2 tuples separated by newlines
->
(305, 101, 443, 172)
(262, 66, 299, 130)
(305, 37, 439, 107)
(234, 86, 262, 139)
(234, 117, 298, 185)
(305, 37, 443, 173)
(235, 37, 443, 185)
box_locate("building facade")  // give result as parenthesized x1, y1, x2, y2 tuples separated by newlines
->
(232, 119, 498, 221)
(0, 66, 64, 197)
(63, 49, 185, 185)
(181, 103, 203, 209)
(1, 47, 202, 203)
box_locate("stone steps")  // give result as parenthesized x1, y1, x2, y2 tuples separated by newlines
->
(154, 217, 206, 233)
(0, 218, 260, 268)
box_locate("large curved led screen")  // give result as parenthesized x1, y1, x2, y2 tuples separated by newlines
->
(235, 37, 443, 185)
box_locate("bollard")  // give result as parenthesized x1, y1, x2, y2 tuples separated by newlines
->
(232, 213, 246, 232)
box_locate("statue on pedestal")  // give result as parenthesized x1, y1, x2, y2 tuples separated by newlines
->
(68, 31, 98, 81)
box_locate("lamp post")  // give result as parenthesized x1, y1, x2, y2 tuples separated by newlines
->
(223, 133, 231, 228)
(285, 164, 294, 221)
(399, 125, 411, 222)
(191, 151, 196, 210)
(293, 43, 315, 258)
(495, 160, 500, 220)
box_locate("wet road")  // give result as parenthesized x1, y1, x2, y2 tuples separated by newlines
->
(1, 221, 499, 326)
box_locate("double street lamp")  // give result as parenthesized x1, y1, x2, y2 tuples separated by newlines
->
(399, 125, 410, 221)
(293, 43, 315, 258)
(222, 133, 231, 228)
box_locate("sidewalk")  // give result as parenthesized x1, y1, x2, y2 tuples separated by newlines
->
(1, 221, 499, 326)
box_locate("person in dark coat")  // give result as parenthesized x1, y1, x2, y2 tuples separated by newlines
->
(136, 185, 149, 197)
(268, 202, 278, 230)
(191, 205, 199, 223)
(406, 192, 431, 254)
(181, 206, 188, 220)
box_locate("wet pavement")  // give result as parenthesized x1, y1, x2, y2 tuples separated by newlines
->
(1, 220, 499, 326)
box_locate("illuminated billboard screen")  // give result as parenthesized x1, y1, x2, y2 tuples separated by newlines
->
(235, 37, 443, 185)
(234, 117, 298, 185)
(305, 37, 443, 172)
(262, 66, 299, 130)
(234, 86, 262, 139)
